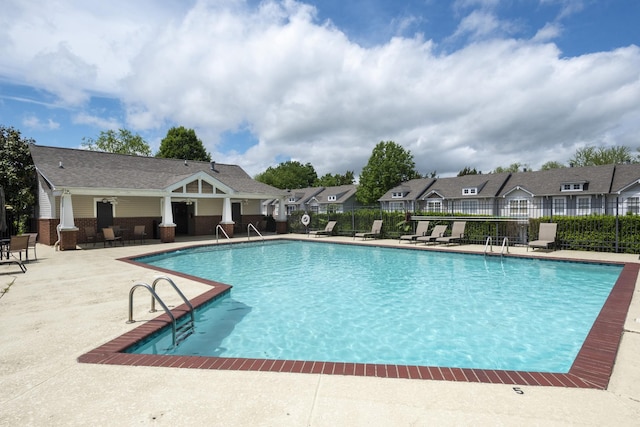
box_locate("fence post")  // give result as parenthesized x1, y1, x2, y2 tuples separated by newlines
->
(615, 196, 619, 253)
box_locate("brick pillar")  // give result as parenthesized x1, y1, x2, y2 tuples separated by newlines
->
(220, 223, 234, 238)
(276, 220, 288, 234)
(159, 225, 176, 243)
(59, 228, 78, 251)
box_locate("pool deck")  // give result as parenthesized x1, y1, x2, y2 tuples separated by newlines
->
(1, 235, 640, 426)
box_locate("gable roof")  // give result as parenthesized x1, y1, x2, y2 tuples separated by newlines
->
(29, 144, 286, 197)
(378, 178, 436, 201)
(309, 185, 358, 204)
(610, 163, 640, 194)
(497, 165, 615, 197)
(422, 173, 511, 199)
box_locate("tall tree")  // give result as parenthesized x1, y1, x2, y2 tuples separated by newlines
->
(82, 129, 151, 156)
(255, 161, 318, 189)
(356, 141, 421, 205)
(157, 126, 211, 161)
(315, 171, 355, 186)
(0, 126, 37, 233)
(569, 145, 636, 167)
(458, 166, 479, 176)
(540, 161, 565, 170)
(492, 162, 530, 173)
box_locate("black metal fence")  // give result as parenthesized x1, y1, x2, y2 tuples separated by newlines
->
(287, 199, 640, 254)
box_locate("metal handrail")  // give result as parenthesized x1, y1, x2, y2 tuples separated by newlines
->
(484, 236, 492, 254)
(127, 283, 177, 346)
(247, 223, 264, 240)
(501, 237, 510, 255)
(215, 224, 230, 242)
(151, 276, 195, 325)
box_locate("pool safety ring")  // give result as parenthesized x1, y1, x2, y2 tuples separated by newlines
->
(301, 214, 310, 226)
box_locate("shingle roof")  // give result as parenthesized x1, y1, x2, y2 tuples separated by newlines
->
(497, 165, 615, 197)
(310, 185, 358, 204)
(29, 144, 286, 196)
(610, 163, 640, 193)
(423, 173, 511, 199)
(378, 178, 435, 201)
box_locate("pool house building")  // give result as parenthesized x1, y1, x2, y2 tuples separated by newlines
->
(29, 145, 288, 249)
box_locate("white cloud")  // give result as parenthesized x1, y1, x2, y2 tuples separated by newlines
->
(1, 0, 639, 178)
(22, 115, 60, 130)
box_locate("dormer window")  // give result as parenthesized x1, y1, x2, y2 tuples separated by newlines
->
(561, 183, 584, 192)
(288, 197, 296, 203)
(462, 187, 477, 195)
(327, 195, 337, 202)
(392, 192, 404, 198)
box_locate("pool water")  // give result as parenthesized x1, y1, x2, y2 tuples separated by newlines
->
(130, 240, 622, 372)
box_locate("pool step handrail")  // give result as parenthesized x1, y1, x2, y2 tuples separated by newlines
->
(151, 276, 195, 325)
(247, 223, 264, 241)
(484, 236, 492, 255)
(127, 283, 178, 347)
(501, 237, 510, 255)
(215, 224, 230, 242)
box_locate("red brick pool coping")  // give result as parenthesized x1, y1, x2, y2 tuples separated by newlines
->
(78, 247, 638, 389)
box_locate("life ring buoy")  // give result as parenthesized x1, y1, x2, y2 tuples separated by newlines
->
(301, 214, 310, 226)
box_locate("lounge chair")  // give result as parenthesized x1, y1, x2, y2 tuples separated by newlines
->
(528, 223, 558, 251)
(22, 232, 38, 261)
(436, 221, 466, 245)
(133, 225, 147, 244)
(416, 224, 448, 245)
(399, 221, 430, 243)
(103, 227, 124, 247)
(354, 220, 383, 240)
(0, 235, 28, 273)
(309, 221, 336, 238)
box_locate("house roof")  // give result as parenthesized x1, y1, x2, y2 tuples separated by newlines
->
(29, 144, 286, 197)
(610, 163, 640, 193)
(497, 165, 615, 197)
(378, 178, 435, 201)
(422, 173, 511, 199)
(309, 185, 358, 204)
(285, 187, 324, 205)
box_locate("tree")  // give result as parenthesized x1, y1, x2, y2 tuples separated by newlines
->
(255, 161, 318, 189)
(315, 171, 355, 186)
(0, 126, 37, 233)
(569, 145, 636, 167)
(82, 129, 151, 156)
(356, 141, 421, 205)
(458, 166, 479, 176)
(492, 162, 530, 173)
(156, 126, 211, 161)
(540, 161, 565, 170)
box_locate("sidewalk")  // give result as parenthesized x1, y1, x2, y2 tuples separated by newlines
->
(1, 236, 639, 426)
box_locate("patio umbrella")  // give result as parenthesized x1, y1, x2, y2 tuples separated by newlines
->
(0, 186, 7, 234)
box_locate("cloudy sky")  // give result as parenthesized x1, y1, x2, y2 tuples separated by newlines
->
(1, 0, 639, 178)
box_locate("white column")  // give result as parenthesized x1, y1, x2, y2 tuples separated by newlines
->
(221, 197, 234, 223)
(277, 197, 287, 221)
(59, 191, 77, 229)
(160, 196, 175, 226)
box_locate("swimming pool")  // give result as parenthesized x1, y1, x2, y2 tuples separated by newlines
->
(127, 240, 622, 373)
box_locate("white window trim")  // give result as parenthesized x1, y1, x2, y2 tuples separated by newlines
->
(576, 196, 591, 215)
(553, 196, 566, 216)
(508, 198, 528, 216)
(462, 187, 478, 195)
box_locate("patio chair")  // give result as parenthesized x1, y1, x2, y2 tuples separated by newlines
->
(0, 235, 28, 273)
(103, 227, 124, 247)
(309, 221, 336, 238)
(399, 221, 430, 243)
(528, 223, 558, 251)
(416, 225, 448, 245)
(85, 227, 98, 246)
(22, 232, 38, 261)
(354, 220, 383, 240)
(133, 225, 147, 244)
(436, 221, 466, 245)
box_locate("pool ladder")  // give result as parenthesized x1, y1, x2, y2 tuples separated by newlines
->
(247, 223, 264, 241)
(127, 276, 195, 347)
(484, 237, 510, 256)
(215, 224, 230, 242)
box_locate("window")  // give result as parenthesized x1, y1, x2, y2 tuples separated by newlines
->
(389, 202, 404, 212)
(426, 200, 442, 212)
(460, 200, 478, 214)
(561, 183, 584, 192)
(288, 196, 296, 203)
(327, 195, 337, 202)
(508, 199, 528, 216)
(553, 197, 566, 215)
(392, 192, 404, 198)
(627, 197, 640, 214)
(462, 188, 477, 195)
(576, 197, 591, 215)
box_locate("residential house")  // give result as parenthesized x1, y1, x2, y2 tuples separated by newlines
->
(610, 163, 640, 215)
(29, 145, 288, 248)
(305, 185, 360, 214)
(378, 178, 435, 212)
